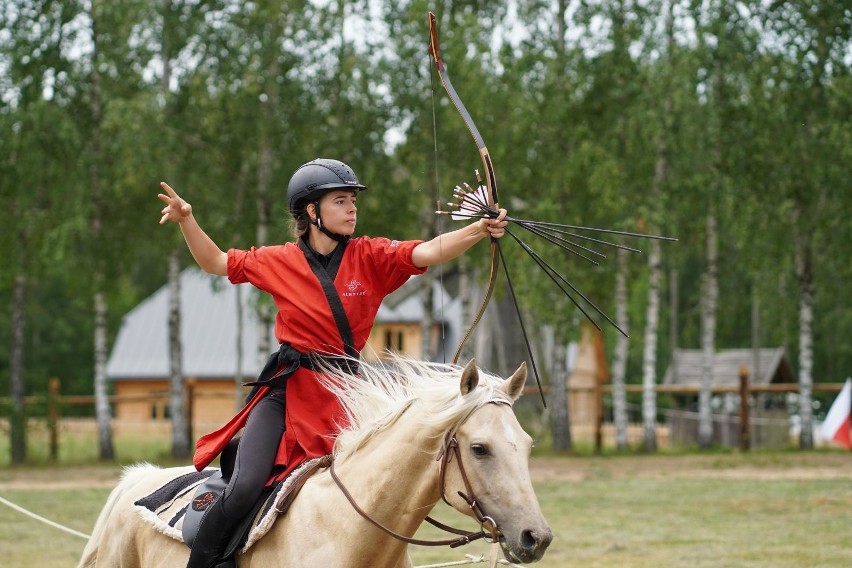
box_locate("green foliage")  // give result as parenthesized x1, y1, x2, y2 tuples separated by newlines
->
(1, 0, 850, 407)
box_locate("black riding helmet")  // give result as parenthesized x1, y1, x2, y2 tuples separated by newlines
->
(287, 158, 367, 216)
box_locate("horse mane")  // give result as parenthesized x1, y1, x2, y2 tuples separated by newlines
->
(319, 354, 509, 458)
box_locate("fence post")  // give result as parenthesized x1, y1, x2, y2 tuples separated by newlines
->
(594, 376, 603, 454)
(48, 377, 60, 461)
(739, 366, 750, 451)
(185, 377, 196, 444)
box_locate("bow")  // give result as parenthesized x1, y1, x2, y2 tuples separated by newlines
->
(427, 13, 547, 407)
(426, 13, 677, 409)
(428, 11, 500, 366)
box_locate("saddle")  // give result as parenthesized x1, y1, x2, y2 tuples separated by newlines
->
(133, 448, 331, 557)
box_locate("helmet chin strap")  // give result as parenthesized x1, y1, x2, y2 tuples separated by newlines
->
(310, 202, 350, 243)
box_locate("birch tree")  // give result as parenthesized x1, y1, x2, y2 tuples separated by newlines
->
(758, 1, 852, 448)
(611, 248, 630, 449)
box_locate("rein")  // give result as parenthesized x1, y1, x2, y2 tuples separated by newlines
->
(328, 439, 493, 548)
(328, 400, 511, 551)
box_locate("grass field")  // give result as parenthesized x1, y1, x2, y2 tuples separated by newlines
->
(2, 451, 852, 567)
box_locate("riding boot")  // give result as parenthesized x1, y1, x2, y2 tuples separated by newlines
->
(186, 497, 237, 568)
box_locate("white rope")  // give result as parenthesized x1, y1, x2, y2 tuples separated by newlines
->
(0, 493, 524, 565)
(0, 494, 91, 540)
(416, 554, 521, 568)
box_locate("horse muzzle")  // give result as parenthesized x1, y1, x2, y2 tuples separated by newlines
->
(500, 525, 553, 563)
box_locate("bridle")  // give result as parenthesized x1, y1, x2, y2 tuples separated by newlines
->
(327, 400, 512, 550)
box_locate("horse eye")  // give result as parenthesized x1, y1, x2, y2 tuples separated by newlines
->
(471, 444, 489, 457)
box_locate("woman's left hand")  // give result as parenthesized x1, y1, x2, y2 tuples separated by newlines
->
(479, 208, 508, 239)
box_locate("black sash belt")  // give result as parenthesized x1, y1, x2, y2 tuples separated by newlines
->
(243, 343, 360, 388)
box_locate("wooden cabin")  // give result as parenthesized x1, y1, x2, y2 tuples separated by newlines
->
(106, 269, 459, 432)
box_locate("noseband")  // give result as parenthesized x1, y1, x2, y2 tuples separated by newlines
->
(328, 398, 510, 549)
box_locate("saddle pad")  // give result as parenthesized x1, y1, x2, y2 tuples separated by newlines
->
(133, 458, 322, 554)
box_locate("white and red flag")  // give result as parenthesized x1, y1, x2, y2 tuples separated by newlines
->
(820, 378, 852, 449)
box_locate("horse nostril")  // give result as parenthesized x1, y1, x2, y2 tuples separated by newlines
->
(521, 529, 538, 551)
(520, 528, 553, 556)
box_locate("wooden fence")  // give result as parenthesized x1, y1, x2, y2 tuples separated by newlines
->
(2, 374, 846, 459)
(523, 367, 846, 452)
(0, 378, 236, 461)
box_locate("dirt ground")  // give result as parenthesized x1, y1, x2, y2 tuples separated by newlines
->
(3, 452, 852, 490)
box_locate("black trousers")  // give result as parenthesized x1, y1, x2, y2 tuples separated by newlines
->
(218, 390, 286, 519)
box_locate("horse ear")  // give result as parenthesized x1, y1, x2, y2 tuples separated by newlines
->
(460, 359, 479, 395)
(501, 361, 527, 401)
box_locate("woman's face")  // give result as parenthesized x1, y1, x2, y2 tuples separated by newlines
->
(314, 189, 358, 235)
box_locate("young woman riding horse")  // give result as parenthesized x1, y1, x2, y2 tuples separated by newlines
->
(157, 158, 507, 568)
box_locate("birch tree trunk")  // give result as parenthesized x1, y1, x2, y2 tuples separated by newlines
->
(253, 11, 283, 368)
(420, 164, 440, 361)
(793, 203, 815, 448)
(87, 8, 115, 460)
(167, 250, 190, 457)
(10, 272, 27, 464)
(93, 282, 114, 460)
(550, 332, 572, 451)
(455, 256, 477, 363)
(420, 271, 436, 361)
(639, 0, 676, 452)
(161, 5, 189, 458)
(611, 248, 630, 449)
(642, 239, 661, 451)
(698, 210, 719, 448)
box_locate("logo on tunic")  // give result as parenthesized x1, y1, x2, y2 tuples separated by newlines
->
(390, 240, 400, 248)
(343, 279, 367, 297)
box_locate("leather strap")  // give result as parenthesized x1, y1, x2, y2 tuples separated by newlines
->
(328, 457, 488, 548)
(274, 455, 334, 514)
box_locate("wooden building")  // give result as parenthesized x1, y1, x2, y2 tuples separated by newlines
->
(662, 347, 796, 389)
(661, 347, 795, 448)
(106, 269, 459, 431)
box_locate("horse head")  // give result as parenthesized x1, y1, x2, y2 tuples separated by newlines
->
(439, 359, 553, 563)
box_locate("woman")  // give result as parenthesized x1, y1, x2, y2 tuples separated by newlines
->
(158, 158, 507, 568)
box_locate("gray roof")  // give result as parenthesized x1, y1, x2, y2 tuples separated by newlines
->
(106, 268, 275, 380)
(107, 268, 460, 380)
(377, 275, 462, 362)
(661, 347, 795, 387)
(378, 275, 460, 323)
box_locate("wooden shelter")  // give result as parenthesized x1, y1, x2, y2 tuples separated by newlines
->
(567, 325, 608, 431)
(662, 347, 795, 389)
(661, 347, 795, 448)
(106, 269, 459, 431)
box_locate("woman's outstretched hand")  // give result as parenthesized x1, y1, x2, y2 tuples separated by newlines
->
(479, 208, 508, 239)
(157, 182, 192, 224)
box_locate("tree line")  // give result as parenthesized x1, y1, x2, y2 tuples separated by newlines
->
(1, 1, 850, 461)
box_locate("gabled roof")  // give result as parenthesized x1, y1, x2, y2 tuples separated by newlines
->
(107, 269, 461, 381)
(376, 275, 462, 363)
(106, 269, 275, 380)
(377, 275, 460, 325)
(661, 347, 795, 387)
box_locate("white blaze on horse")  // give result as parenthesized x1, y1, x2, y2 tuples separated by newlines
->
(78, 357, 553, 567)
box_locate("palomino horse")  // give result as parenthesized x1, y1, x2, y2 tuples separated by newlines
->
(78, 357, 552, 567)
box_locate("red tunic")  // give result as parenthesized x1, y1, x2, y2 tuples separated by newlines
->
(193, 236, 425, 479)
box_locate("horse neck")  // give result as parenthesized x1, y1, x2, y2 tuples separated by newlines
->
(334, 404, 447, 532)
